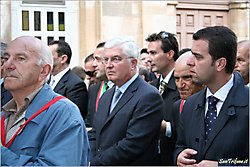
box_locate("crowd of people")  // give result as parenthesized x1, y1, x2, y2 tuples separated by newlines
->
(0, 25, 249, 166)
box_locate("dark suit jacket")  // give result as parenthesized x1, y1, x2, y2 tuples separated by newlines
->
(54, 69, 88, 119)
(88, 76, 163, 166)
(1, 83, 12, 107)
(172, 99, 182, 137)
(151, 73, 180, 165)
(85, 82, 101, 127)
(174, 72, 249, 165)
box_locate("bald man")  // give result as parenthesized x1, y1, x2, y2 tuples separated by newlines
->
(235, 40, 249, 86)
(174, 51, 204, 100)
(172, 51, 204, 150)
(1, 36, 89, 166)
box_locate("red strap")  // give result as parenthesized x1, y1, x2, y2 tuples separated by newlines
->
(1, 114, 6, 147)
(179, 99, 185, 113)
(95, 81, 104, 112)
(1, 96, 65, 148)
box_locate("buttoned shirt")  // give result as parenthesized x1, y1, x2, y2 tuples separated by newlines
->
(50, 67, 70, 90)
(205, 74, 234, 116)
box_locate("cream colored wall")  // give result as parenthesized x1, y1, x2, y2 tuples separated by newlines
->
(229, 1, 250, 41)
(1, 0, 249, 66)
(79, 1, 178, 63)
(0, 0, 11, 43)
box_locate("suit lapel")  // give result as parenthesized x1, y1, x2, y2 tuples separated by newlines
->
(54, 70, 70, 92)
(161, 74, 177, 96)
(189, 89, 206, 160)
(97, 88, 115, 131)
(105, 89, 134, 123)
(102, 77, 140, 127)
(202, 74, 246, 155)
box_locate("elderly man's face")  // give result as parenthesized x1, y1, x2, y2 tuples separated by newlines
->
(2, 37, 43, 91)
(174, 66, 203, 100)
(104, 46, 136, 87)
(235, 43, 249, 84)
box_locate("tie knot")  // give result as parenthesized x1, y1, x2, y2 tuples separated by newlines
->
(208, 96, 219, 107)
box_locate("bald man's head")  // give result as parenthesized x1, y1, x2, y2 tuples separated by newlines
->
(174, 51, 204, 99)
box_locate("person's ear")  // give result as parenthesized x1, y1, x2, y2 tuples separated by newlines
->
(40, 64, 52, 81)
(216, 57, 227, 72)
(130, 58, 137, 70)
(166, 50, 174, 60)
(60, 54, 68, 64)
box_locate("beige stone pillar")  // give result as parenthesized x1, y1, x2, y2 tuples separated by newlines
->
(229, 0, 250, 41)
(79, 1, 101, 65)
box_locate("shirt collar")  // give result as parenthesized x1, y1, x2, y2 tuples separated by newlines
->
(206, 74, 234, 102)
(107, 81, 114, 90)
(116, 73, 139, 94)
(0, 78, 4, 85)
(2, 86, 43, 116)
(52, 67, 70, 84)
(160, 68, 174, 84)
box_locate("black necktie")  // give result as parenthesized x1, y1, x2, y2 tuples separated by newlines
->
(205, 96, 219, 140)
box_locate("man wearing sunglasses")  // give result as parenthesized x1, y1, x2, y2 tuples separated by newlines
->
(146, 31, 180, 166)
(84, 53, 100, 88)
(85, 42, 113, 128)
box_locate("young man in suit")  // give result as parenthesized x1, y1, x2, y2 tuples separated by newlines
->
(146, 31, 180, 165)
(48, 40, 88, 119)
(1, 36, 89, 166)
(88, 36, 164, 165)
(175, 26, 249, 166)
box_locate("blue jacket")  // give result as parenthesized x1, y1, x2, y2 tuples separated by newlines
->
(1, 84, 90, 166)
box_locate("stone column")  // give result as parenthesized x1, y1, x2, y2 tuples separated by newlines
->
(229, 0, 249, 41)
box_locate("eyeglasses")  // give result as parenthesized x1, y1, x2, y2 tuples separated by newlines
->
(84, 70, 95, 77)
(102, 56, 134, 64)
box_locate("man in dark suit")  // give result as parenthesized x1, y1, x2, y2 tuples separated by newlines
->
(85, 42, 114, 127)
(146, 31, 180, 165)
(175, 26, 249, 166)
(48, 40, 88, 119)
(88, 36, 163, 165)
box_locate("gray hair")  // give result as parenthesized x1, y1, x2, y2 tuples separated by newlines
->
(104, 36, 140, 59)
(36, 39, 53, 68)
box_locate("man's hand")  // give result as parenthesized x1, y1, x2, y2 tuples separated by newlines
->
(197, 160, 218, 166)
(177, 148, 198, 166)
